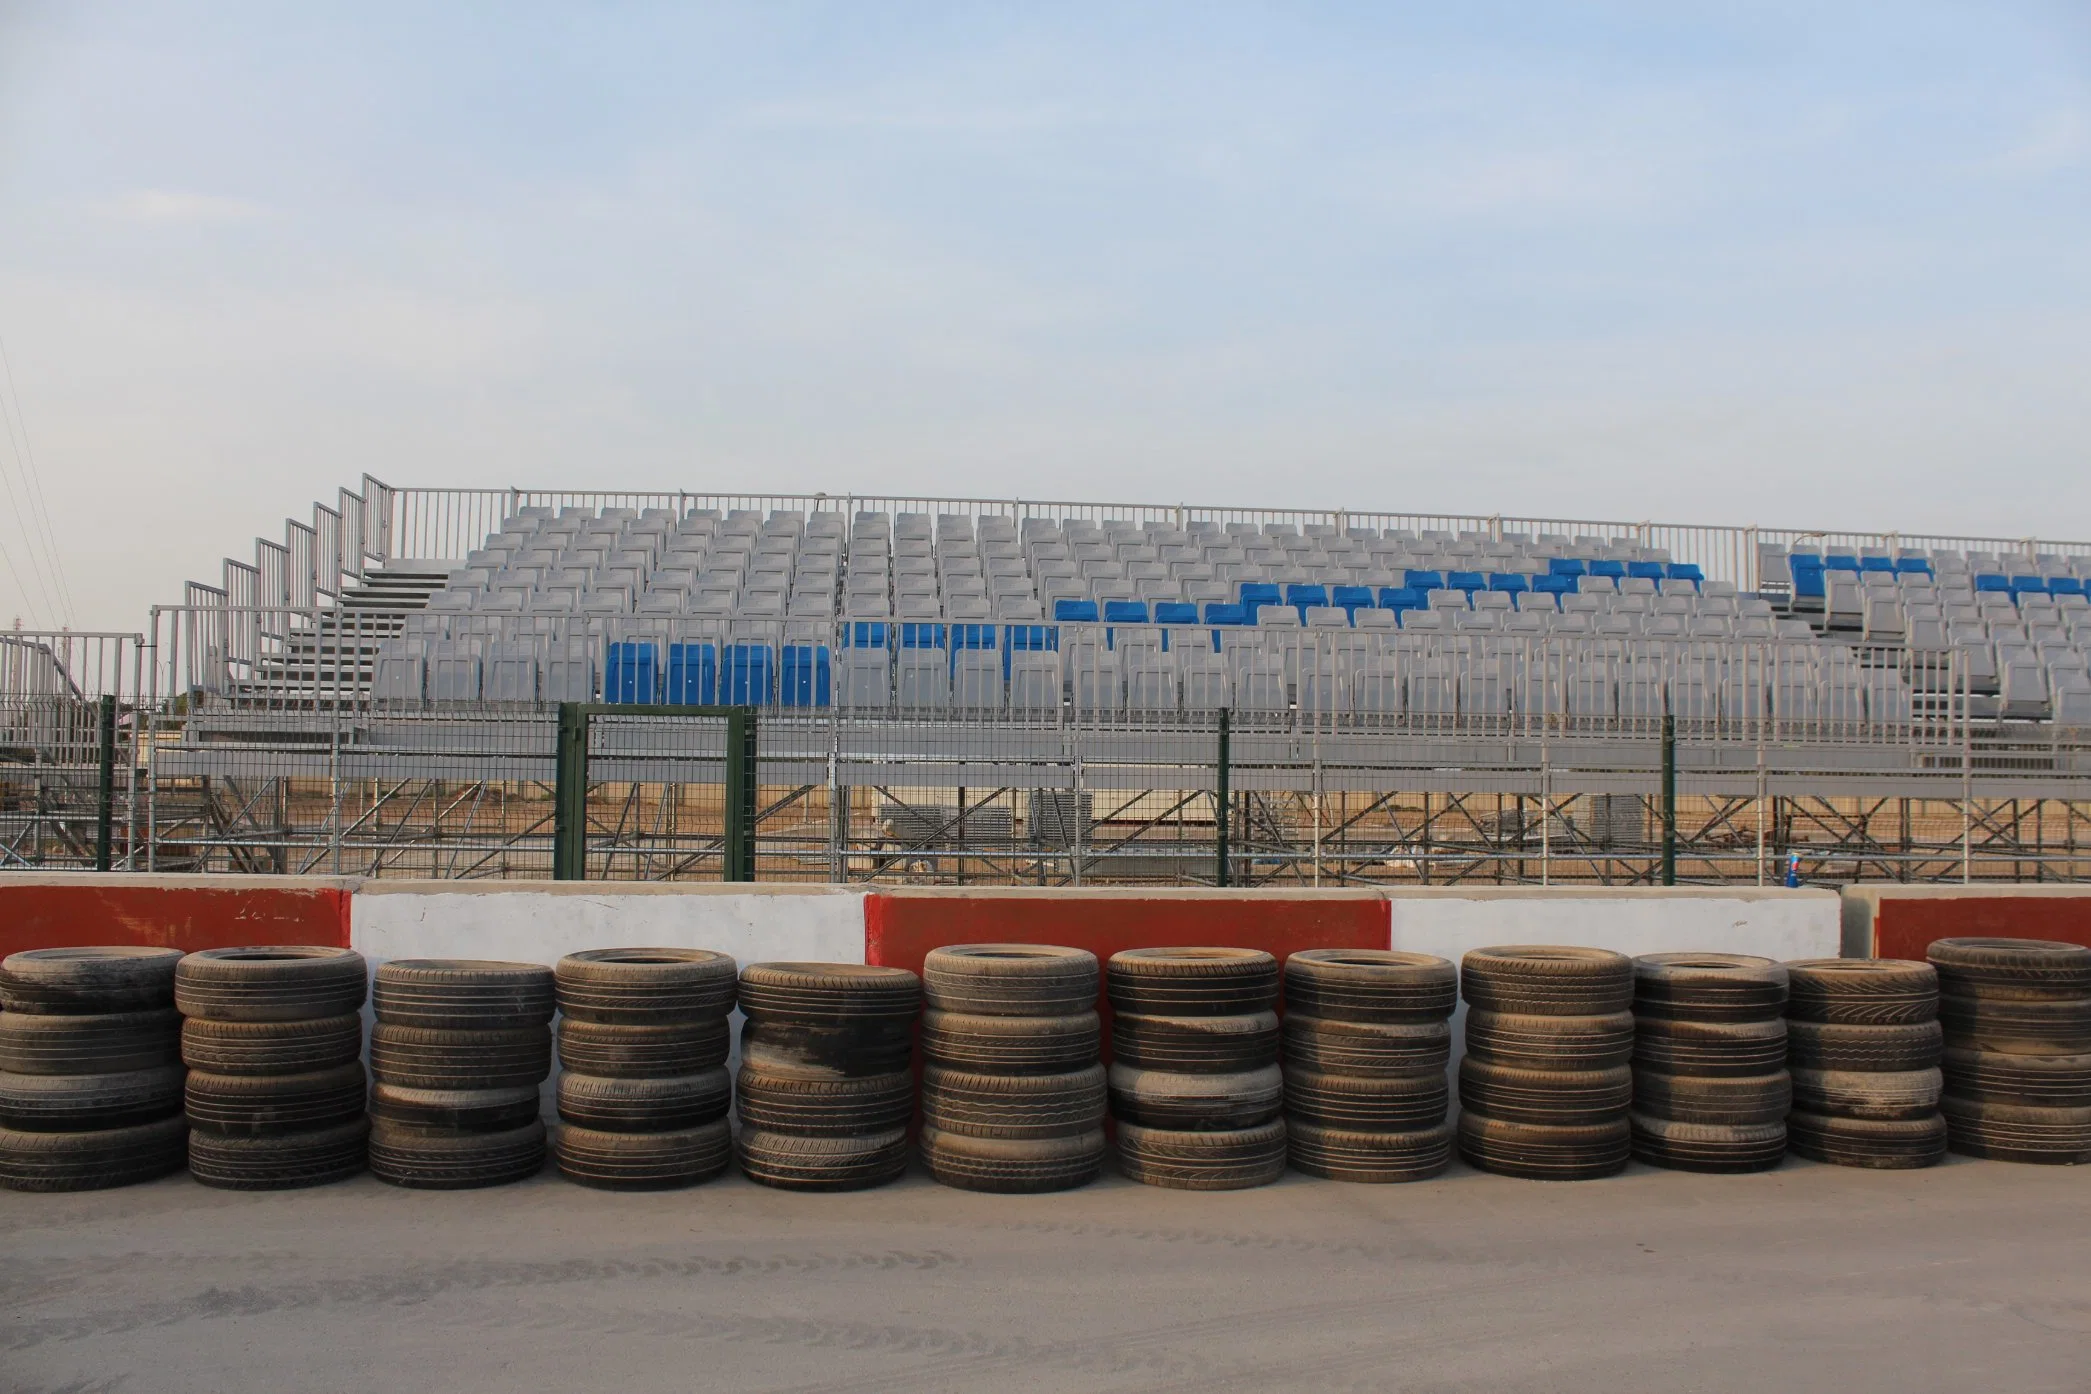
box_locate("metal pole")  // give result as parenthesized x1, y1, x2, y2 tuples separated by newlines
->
(1215, 707, 1231, 887)
(1660, 711, 1677, 886)
(94, 694, 117, 872)
(553, 702, 588, 880)
(725, 707, 758, 882)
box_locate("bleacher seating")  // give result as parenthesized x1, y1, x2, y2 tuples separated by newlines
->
(359, 504, 2091, 727)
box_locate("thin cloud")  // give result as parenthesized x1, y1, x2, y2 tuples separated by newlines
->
(104, 190, 269, 224)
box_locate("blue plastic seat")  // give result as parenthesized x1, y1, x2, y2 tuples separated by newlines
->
(2051, 577, 2086, 597)
(1152, 601, 1199, 625)
(665, 642, 715, 704)
(1587, 560, 1626, 581)
(1488, 573, 1528, 594)
(1974, 574, 2011, 594)
(1006, 624, 1057, 651)
(1532, 574, 1576, 597)
(1859, 556, 1895, 574)
(1789, 554, 1826, 599)
(1204, 602, 1250, 626)
(2008, 575, 2045, 596)
(1447, 570, 1486, 593)
(606, 642, 659, 703)
(1404, 569, 1445, 592)
(1104, 600, 1150, 624)
(1053, 599, 1100, 622)
(1548, 557, 1586, 577)
(1626, 561, 1665, 582)
(1824, 554, 1860, 573)
(900, 622, 947, 648)
(1239, 582, 1282, 609)
(779, 645, 830, 707)
(1665, 563, 1704, 585)
(720, 643, 773, 705)
(1285, 584, 1329, 613)
(951, 623, 999, 651)
(846, 621, 889, 649)
(1893, 557, 1932, 575)
(1378, 586, 1425, 610)
(1331, 585, 1374, 614)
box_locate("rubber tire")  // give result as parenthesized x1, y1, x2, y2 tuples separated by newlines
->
(1105, 948, 1280, 1017)
(174, 947, 367, 1023)
(1281, 950, 1457, 1024)
(1927, 937, 2091, 1001)
(556, 1069, 731, 1132)
(920, 1010, 1099, 1074)
(1108, 1062, 1284, 1131)
(554, 1119, 732, 1189)
(1632, 953, 1789, 1022)
(368, 1116, 546, 1189)
(736, 1125, 910, 1191)
(737, 962, 921, 1024)
(188, 1117, 368, 1190)
(1457, 1059, 1631, 1127)
(1789, 1066, 1943, 1122)
(1632, 1017, 1788, 1077)
(1286, 1118, 1453, 1183)
(0, 946, 181, 1014)
(920, 1123, 1106, 1193)
(1629, 1069, 1792, 1126)
(0, 1009, 181, 1076)
(1786, 1109, 1945, 1169)
(739, 1018, 914, 1077)
(1787, 1019, 1943, 1072)
(184, 1062, 367, 1137)
(553, 947, 737, 1024)
(1938, 993, 2091, 1053)
(367, 1081, 542, 1133)
(1940, 1093, 2091, 1165)
(0, 1065, 186, 1132)
(372, 959, 554, 1030)
(1629, 1113, 1786, 1173)
(0, 1115, 188, 1192)
(920, 1063, 1106, 1139)
(1456, 1111, 1632, 1180)
(1941, 1046, 2091, 1109)
(1283, 1068, 1448, 1131)
(921, 944, 1099, 1017)
(1464, 1010, 1635, 1070)
(181, 1014, 362, 1075)
(1115, 1118, 1287, 1190)
(1112, 1011, 1279, 1073)
(556, 1017, 729, 1078)
(1460, 946, 1634, 1017)
(1283, 1015, 1451, 1078)
(368, 1023, 551, 1091)
(735, 1066, 914, 1135)
(1784, 959, 1937, 1026)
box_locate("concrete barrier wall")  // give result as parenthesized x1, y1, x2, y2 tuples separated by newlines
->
(1842, 885, 2091, 961)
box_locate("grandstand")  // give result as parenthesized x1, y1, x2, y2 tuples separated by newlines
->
(8, 478, 2091, 883)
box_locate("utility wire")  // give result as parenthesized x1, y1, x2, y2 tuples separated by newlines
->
(0, 333, 75, 624)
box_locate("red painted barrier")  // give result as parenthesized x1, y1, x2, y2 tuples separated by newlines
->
(0, 876, 352, 958)
(1868, 894, 2091, 962)
(865, 887, 1390, 992)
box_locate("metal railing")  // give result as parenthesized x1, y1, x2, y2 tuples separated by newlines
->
(0, 631, 146, 870)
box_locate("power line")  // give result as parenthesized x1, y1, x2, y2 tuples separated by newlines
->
(0, 333, 74, 624)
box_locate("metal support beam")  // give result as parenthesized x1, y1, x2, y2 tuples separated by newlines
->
(553, 702, 588, 880)
(725, 706, 758, 883)
(1660, 712, 1677, 886)
(94, 695, 118, 872)
(1215, 707, 1231, 887)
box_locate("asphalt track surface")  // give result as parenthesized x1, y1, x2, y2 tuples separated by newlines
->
(4, 1151, 2086, 1393)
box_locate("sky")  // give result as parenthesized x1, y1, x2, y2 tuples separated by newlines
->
(0, 2, 2086, 632)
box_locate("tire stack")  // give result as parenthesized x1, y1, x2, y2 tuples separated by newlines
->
(0, 948, 189, 1192)
(551, 948, 737, 1189)
(1457, 946, 1635, 1180)
(735, 963, 920, 1191)
(1107, 947, 1287, 1190)
(368, 959, 556, 1188)
(1930, 937, 2091, 1166)
(1628, 953, 1791, 1173)
(917, 944, 1106, 1193)
(176, 947, 371, 1189)
(1784, 959, 1946, 1169)
(1281, 950, 1456, 1182)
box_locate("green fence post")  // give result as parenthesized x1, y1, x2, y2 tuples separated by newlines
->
(1661, 712, 1678, 887)
(554, 702, 589, 881)
(1215, 707, 1231, 887)
(725, 706, 758, 882)
(94, 695, 117, 872)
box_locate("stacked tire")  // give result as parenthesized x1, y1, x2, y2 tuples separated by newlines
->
(735, 963, 920, 1190)
(1784, 959, 1945, 1169)
(177, 947, 370, 1188)
(919, 944, 1106, 1193)
(1457, 946, 1634, 1180)
(551, 948, 737, 1189)
(1107, 948, 1286, 1190)
(1629, 953, 1790, 1173)
(1930, 937, 2091, 1165)
(368, 960, 555, 1188)
(0, 948, 188, 1191)
(1281, 950, 1455, 1182)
